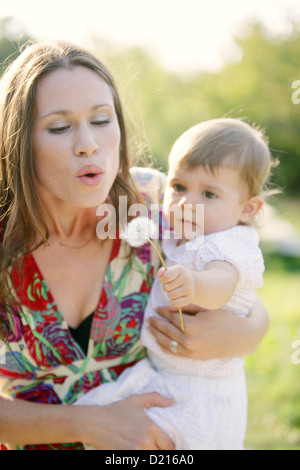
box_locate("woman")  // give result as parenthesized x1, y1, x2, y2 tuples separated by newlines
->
(0, 41, 269, 450)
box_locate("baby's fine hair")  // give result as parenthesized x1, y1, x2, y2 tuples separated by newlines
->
(168, 118, 278, 197)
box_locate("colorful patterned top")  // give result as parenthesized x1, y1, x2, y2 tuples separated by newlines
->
(0, 167, 166, 450)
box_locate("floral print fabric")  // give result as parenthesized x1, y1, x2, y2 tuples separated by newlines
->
(0, 167, 166, 450)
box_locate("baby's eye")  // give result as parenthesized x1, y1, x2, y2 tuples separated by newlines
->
(202, 191, 216, 199)
(173, 184, 186, 192)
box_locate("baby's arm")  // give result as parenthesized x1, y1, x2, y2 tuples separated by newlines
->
(158, 261, 238, 310)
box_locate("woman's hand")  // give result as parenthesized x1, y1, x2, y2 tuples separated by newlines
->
(0, 392, 174, 450)
(147, 299, 269, 360)
(79, 393, 175, 450)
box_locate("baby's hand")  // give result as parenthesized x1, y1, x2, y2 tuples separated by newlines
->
(157, 265, 195, 308)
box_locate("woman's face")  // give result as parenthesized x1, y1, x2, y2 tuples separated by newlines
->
(32, 66, 121, 210)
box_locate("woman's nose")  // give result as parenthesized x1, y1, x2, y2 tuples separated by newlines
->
(74, 124, 99, 157)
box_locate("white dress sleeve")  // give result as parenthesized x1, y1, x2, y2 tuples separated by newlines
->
(195, 225, 265, 289)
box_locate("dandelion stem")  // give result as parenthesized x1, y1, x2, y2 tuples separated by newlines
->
(147, 238, 167, 270)
(147, 238, 184, 332)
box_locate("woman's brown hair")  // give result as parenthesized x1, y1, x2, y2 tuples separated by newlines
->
(0, 40, 142, 338)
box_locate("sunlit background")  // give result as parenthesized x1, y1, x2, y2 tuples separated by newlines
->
(1, 0, 299, 73)
(0, 0, 300, 450)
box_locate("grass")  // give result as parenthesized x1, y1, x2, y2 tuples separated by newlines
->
(245, 196, 300, 450)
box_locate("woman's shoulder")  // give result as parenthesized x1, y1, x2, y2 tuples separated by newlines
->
(130, 167, 167, 206)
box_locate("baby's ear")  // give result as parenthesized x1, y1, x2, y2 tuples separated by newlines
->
(239, 196, 264, 223)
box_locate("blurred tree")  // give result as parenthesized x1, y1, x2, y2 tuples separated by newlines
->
(94, 21, 300, 193)
(0, 18, 298, 193)
(195, 22, 300, 193)
(0, 17, 31, 75)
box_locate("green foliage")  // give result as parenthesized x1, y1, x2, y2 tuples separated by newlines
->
(245, 253, 300, 450)
(0, 18, 298, 191)
(206, 23, 300, 193)
(242, 192, 300, 450)
(94, 22, 300, 193)
(0, 17, 31, 74)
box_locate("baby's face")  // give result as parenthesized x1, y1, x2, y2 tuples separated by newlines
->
(163, 162, 251, 239)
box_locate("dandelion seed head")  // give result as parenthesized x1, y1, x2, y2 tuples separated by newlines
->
(121, 216, 158, 247)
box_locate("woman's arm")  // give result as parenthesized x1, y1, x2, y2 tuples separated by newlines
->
(0, 393, 81, 446)
(0, 392, 174, 450)
(148, 298, 269, 360)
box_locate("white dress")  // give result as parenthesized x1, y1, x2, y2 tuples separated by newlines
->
(76, 223, 265, 450)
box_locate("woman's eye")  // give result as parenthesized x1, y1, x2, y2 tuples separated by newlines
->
(91, 119, 110, 126)
(48, 126, 69, 134)
(173, 184, 186, 192)
(48, 119, 110, 134)
(203, 191, 216, 199)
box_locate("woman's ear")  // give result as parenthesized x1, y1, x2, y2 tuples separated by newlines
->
(239, 196, 264, 223)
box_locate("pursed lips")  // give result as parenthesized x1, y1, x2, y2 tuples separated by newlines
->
(76, 164, 104, 186)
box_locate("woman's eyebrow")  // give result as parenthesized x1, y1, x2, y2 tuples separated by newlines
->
(39, 110, 69, 120)
(39, 104, 113, 120)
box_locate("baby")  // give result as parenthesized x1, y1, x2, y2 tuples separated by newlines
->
(76, 118, 276, 450)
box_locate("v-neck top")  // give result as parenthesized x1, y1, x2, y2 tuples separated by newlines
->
(68, 312, 94, 356)
(0, 166, 166, 451)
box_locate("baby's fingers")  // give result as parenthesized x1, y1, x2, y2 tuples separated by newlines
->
(161, 278, 184, 294)
(157, 266, 181, 285)
(172, 298, 190, 308)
